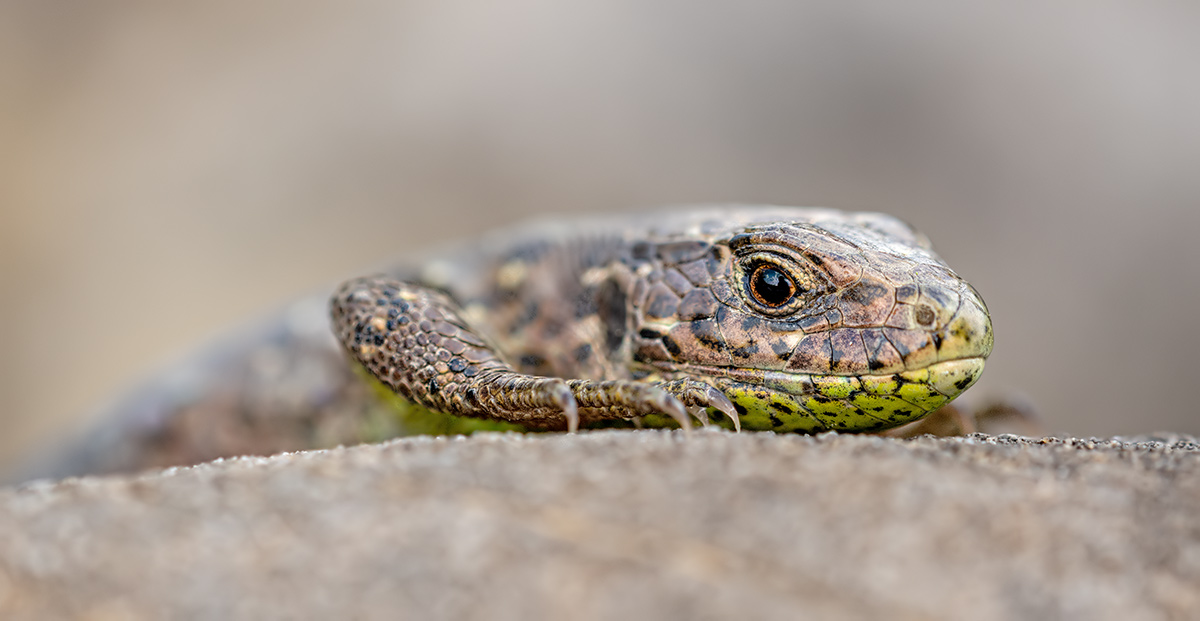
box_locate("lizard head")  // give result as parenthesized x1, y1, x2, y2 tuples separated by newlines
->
(628, 210, 992, 432)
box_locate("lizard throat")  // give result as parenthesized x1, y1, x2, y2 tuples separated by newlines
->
(644, 358, 986, 433)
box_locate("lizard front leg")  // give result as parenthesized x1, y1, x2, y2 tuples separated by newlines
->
(331, 276, 706, 432)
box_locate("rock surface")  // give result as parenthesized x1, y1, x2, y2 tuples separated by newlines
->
(2, 431, 1198, 620)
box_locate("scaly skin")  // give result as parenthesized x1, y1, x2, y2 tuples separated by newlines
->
(21, 206, 992, 480)
(332, 206, 992, 434)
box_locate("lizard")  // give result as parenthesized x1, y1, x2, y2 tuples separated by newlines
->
(18, 206, 993, 480)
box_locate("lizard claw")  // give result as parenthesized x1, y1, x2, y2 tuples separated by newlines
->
(697, 385, 739, 432)
(548, 382, 580, 433)
(661, 379, 740, 433)
(649, 389, 693, 435)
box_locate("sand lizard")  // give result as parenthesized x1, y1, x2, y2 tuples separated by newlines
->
(332, 206, 991, 435)
(25, 206, 992, 478)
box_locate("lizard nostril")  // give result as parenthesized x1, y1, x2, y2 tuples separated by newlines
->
(915, 305, 937, 327)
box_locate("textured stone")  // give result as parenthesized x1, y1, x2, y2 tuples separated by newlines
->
(1, 431, 1197, 620)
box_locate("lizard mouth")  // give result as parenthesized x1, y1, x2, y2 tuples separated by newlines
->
(652, 357, 986, 432)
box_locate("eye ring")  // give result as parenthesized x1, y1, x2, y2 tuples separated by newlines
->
(737, 253, 813, 316)
(749, 263, 796, 308)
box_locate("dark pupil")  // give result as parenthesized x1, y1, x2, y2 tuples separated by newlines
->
(752, 265, 795, 307)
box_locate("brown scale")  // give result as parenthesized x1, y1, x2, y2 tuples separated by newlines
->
(23, 207, 1000, 480)
(330, 240, 739, 431)
(330, 207, 991, 434)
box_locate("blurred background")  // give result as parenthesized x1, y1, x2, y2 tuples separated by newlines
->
(2, 1, 1198, 470)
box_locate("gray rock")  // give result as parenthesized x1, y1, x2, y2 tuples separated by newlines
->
(2, 431, 1198, 620)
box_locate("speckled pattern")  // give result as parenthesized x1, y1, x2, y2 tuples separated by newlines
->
(332, 206, 993, 433)
(8, 432, 1200, 620)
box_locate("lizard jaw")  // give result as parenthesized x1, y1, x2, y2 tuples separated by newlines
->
(648, 357, 986, 433)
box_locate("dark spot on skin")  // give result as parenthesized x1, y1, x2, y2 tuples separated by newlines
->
(770, 415, 783, 427)
(842, 282, 887, 308)
(376, 299, 388, 306)
(542, 319, 565, 338)
(662, 336, 683, 357)
(397, 316, 410, 326)
(894, 409, 912, 417)
(596, 279, 628, 354)
(448, 358, 468, 373)
(638, 328, 664, 340)
(373, 334, 385, 346)
(796, 314, 827, 332)
(932, 332, 944, 350)
(731, 344, 759, 359)
(771, 401, 797, 415)
(915, 305, 936, 326)
(386, 320, 397, 330)
(573, 343, 593, 363)
(574, 286, 599, 319)
(387, 308, 400, 319)
(895, 284, 919, 304)
(427, 378, 440, 394)
(519, 354, 547, 369)
(955, 377, 973, 390)
(463, 367, 478, 378)
(465, 387, 479, 406)
(830, 340, 849, 369)
(787, 333, 833, 373)
(688, 320, 727, 352)
(884, 329, 932, 361)
(733, 402, 749, 416)
(862, 329, 901, 371)
(393, 301, 410, 313)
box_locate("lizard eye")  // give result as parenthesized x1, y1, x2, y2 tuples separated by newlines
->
(737, 254, 814, 316)
(749, 264, 796, 308)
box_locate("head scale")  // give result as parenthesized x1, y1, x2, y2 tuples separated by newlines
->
(627, 211, 992, 432)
